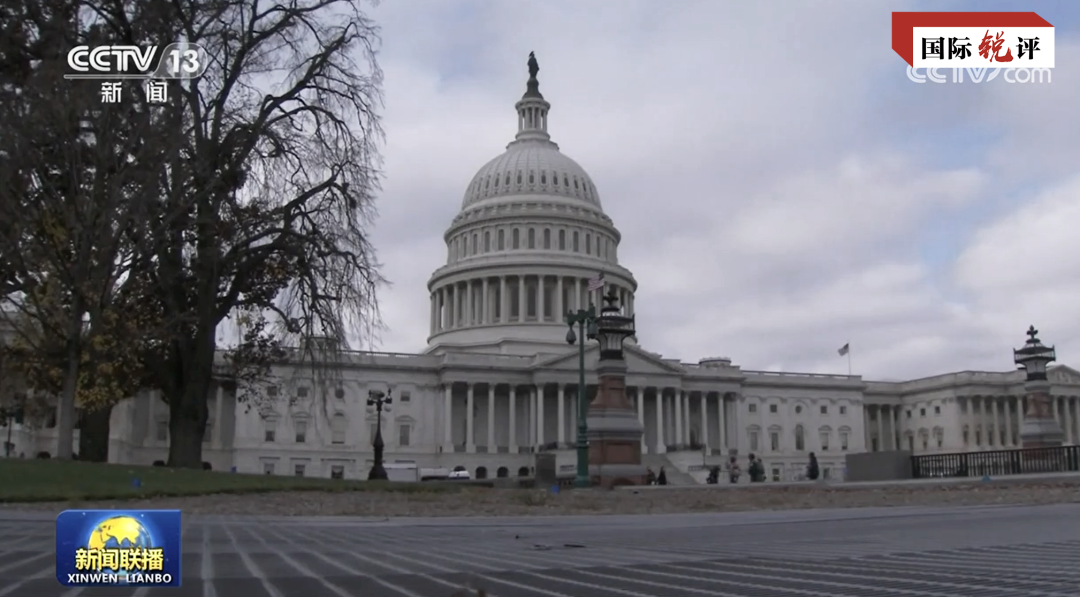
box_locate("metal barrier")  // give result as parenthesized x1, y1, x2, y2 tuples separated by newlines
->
(912, 445, 1080, 478)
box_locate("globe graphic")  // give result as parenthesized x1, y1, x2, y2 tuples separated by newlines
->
(87, 516, 154, 582)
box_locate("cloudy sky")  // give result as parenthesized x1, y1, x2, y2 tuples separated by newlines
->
(359, 0, 1080, 381)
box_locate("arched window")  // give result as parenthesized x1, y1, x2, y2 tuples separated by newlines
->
(512, 228, 520, 249)
(528, 228, 536, 249)
(794, 425, 805, 451)
(517, 466, 529, 477)
(497, 229, 505, 250)
(543, 228, 551, 249)
(484, 231, 491, 252)
(475, 466, 488, 479)
(331, 413, 347, 445)
(572, 231, 580, 252)
(585, 233, 592, 254)
(558, 229, 566, 250)
(471, 233, 478, 255)
(496, 466, 509, 478)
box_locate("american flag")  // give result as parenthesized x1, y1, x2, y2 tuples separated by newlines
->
(587, 273, 605, 292)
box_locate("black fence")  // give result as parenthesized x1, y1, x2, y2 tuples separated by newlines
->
(912, 445, 1080, 479)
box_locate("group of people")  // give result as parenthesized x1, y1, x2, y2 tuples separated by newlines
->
(704, 452, 820, 484)
(645, 466, 668, 485)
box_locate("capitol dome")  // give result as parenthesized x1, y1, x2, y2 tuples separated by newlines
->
(425, 53, 638, 355)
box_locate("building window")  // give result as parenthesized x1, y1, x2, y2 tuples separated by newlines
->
(934, 406, 941, 415)
(906, 410, 912, 418)
(294, 463, 306, 477)
(528, 228, 536, 249)
(558, 229, 566, 250)
(512, 228, 520, 249)
(498, 229, 505, 250)
(935, 430, 944, 448)
(908, 435, 915, 452)
(749, 431, 759, 452)
(331, 414, 346, 445)
(840, 431, 849, 451)
(334, 388, 345, 400)
(794, 425, 805, 451)
(585, 233, 592, 254)
(267, 386, 279, 397)
(156, 421, 168, 442)
(795, 405, 802, 414)
(297, 387, 308, 398)
(203, 421, 213, 443)
(820, 431, 830, 451)
(975, 430, 982, 445)
(922, 437, 928, 450)
(295, 419, 307, 443)
(820, 406, 828, 414)
(769, 404, 778, 414)
(400, 391, 411, 402)
(770, 432, 779, 451)
(330, 465, 344, 480)
(748, 404, 757, 413)
(399, 424, 411, 446)
(771, 468, 781, 482)
(920, 408, 926, 417)
(264, 420, 276, 442)
(543, 229, 551, 249)
(263, 461, 275, 475)
(471, 233, 478, 254)
(839, 406, 847, 415)
(572, 231, 579, 251)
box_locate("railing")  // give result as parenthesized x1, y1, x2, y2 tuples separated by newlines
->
(742, 370, 858, 381)
(912, 446, 1080, 478)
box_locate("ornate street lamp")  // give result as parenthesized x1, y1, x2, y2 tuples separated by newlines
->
(1014, 325, 1056, 380)
(1014, 325, 1064, 449)
(367, 389, 393, 480)
(594, 290, 636, 361)
(565, 304, 598, 488)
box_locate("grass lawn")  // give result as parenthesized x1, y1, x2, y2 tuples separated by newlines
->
(0, 458, 462, 503)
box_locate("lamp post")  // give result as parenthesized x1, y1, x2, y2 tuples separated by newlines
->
(565, 304, 598, 488)
(367, 389, 393, 480)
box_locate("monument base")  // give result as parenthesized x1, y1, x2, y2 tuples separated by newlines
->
(586, 359, 646, 488)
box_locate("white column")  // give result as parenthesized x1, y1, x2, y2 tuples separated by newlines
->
(891, 406, 899, 450)
(655, 388, 666, 453)
(1005, 396, 1014, 446)
(574, 277, 581, 310)
(700, 392, 709, 451)
(487, 384, 495, 450)
(557, 384, 566, 445)
(635, 387, 645, 452)
(509, 386, 517, 453)
(213, 382, 224, 448)
(1017, 395, 1025, 445)
(875, 406, 884, 451)
(556, 276, 564, 318)
(443, 384, 453, 447)
(627, 292, 634, 316)
(991, 398, 1000, 447)
(1072, 396, 1080, 446)
(518, 276, 526, 322)
(482, 278, 490, 324)
(717, 393, 726, 451)
(500, 277, 508, 323)
(429, 294, 436, 336)
(451, 285, 459, 328)
(673, 389, 683, 447)
(466, 383, 475, 451)
(538, 275, 546, 322)
(528, 388, 536, 447)
(466, 280, 474, 326)
(536, 385, 545, 445)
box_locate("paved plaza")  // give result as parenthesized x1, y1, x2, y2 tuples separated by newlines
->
(2, 503, 1080, 596)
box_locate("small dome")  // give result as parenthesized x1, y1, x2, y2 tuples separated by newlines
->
(461, 142, 601, 209)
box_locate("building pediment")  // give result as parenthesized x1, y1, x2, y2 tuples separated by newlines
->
(532, 344, 684, 376)
(1049, 364, 1080, 386)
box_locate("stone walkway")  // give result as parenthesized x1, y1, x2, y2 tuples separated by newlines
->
(3, 504, 1080, 596)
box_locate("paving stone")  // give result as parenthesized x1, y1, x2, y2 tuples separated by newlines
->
(2, 504, 1079, 596)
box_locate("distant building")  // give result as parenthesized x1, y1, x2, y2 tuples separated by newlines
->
(4, 64, 1080, 483)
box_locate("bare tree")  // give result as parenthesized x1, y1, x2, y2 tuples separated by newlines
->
(84, 0, 387, 467)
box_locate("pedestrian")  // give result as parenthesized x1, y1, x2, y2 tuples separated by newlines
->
(728, 456, 741, 483)
(657, 466, 668, 485)
(806, 452, 820, 481)
(646, 467, 656, 485)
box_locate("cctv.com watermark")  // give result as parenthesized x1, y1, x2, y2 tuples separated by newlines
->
(907, 66, 1052, 84)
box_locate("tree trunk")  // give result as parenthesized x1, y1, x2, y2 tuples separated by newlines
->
(78, 405, 113, 462)
(56, 303, 84, 459)
(165, 334, 216, 469)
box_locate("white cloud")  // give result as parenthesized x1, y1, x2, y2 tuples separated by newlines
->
(356, 0, 1078, 380)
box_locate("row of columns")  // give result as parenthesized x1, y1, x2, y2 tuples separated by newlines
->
(441, 382, 732, 454)
(429, 275, 635, 335)
(864, 395, 1080, 453)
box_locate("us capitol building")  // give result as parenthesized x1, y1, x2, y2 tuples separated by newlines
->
(6, 58, 1080, 483)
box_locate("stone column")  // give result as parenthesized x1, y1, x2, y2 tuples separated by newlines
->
(518, 276, 526, 322)
(500, 277, 508, 323)
(586, 354, 646, 487)
(574, 278, 581, 310)
(1073, 397, 1080, 446)
(538, 275, 546, 322)
(673, 389, 683, 448)
(465, 383, 475, 452)
(557, 384, 566, 446)
(891, 406, 899, 450)
(509, 386, 518, 453)
(556, 276, 564, 319)
(429, 293, 436, 336)
(1006, 397, 1015, 446)
(451, 285, 459, 328)
(481, 278, 490, 324)
(654, 388, 666, 454)
(717, 393, 726, 451)
(443, 384, 453, 448)
(700, 392, 710, 453)
(875, 406, 884, 451)
(528, 388, 536, 447)
(487, 384, 496, 451)
(635, 387, 645, 452)
(992, 398, 1001, 447)
(536, 384, 545, 445)
(466, 280, 474, 326)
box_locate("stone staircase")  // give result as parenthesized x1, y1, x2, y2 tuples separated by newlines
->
(641, 454, 698, 485)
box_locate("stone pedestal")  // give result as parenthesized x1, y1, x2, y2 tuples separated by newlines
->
(1020, 381, 1064, 449)
(586, 359, 647, 487)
